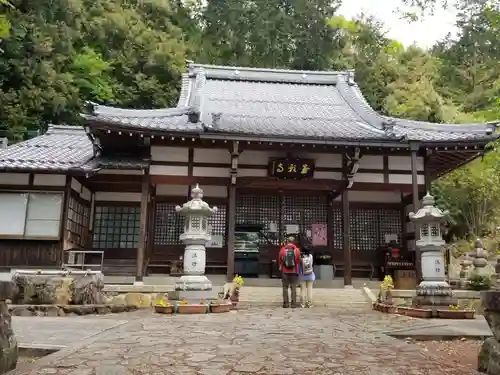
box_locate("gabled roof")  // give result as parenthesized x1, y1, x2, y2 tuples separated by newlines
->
(0, 126, 93, 172)
(84, 63, 499, 144)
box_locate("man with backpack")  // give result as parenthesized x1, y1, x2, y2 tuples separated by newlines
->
(278, 236, 301, 308)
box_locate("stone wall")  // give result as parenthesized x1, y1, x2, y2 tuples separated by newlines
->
(0, 281, 18, 374)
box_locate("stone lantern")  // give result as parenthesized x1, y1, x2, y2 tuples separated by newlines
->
(174, 184, 218, 298)
(409, 193, 457, 307)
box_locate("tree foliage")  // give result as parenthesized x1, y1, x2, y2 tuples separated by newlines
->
(0, 0, 498, 238)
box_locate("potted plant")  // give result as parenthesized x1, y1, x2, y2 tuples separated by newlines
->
(210, 299, 232, 313)
(153, 297, 173, 314)
(437, 304, 476, 319)
(381, 275, 394, 305)
(177, 298, 207, 314)
(225, 274, 244, 309)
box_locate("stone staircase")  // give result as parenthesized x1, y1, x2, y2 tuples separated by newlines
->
(102, 259, 136, 277)
(238, 286, 370, 309)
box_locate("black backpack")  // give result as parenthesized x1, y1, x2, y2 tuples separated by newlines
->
(283, 246, 296, 269)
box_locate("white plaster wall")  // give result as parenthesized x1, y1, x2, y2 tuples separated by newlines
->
(359, 155, 383, 169)
(238, 168, 268, 177)
(194, 148, 230, 163)
(238, 150, 284, 165)
(156, 184, 227, 198)
(34, 174, 66, 186)
(193, 167, 228, 178)
(150, 165, 188, 176)
(389, 156, 424, 171)
(156, 184, 188, 196)
(333, 190, 401, 203)
(0, 173, 29, 185)
(313, 171, 342, 180)
(389, 174, 425, 185)
(81, 186, 91, 201)
(95, 192, 141, 202)
(353, 173, 384, 183)
(71, 178, 82, 192)
(151, 146, 189, 162)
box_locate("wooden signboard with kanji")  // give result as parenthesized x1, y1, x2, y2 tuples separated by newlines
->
(268, 158, 315, 179)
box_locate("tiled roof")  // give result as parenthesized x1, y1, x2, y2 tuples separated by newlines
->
(84, 63, 499, 143)
(80, 155, 150, 172)
(0, 126, 152, 173)
(0, 126, 94, 172)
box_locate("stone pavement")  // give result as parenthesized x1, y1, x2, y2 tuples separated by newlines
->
(12, 316, 128, 350)
(10, 307, 481, 375)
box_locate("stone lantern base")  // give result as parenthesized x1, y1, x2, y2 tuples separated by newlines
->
(413, 280, 458, 308)
(173, 275, 219, 301)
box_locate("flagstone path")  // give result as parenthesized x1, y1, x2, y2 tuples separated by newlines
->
(11, 307, 480, 375)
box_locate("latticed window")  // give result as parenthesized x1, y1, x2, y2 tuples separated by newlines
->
(332, 206, 342, 249)
(340, 206, 402, 252)
(154, 202, 227, 246)
(154, 203, 183, 245)
(210, 204, 227, 245)
(236, 194, 280, 244)
(66, 196, 90, 247)
(93, 205, 140, 248)
(281, 195, 327, 237)
(378, 209, 402, 245)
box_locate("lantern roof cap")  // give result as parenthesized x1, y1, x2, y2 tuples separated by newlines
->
(408, 192, 448, 222)
(175, 184, 218, 215)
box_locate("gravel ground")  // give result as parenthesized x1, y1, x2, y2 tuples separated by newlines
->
(415, 339, 482, 369)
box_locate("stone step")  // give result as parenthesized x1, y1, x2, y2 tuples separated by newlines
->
(239, 286, 368, 305)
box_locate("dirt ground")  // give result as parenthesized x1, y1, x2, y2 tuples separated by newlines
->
(416, 339, 482, 369)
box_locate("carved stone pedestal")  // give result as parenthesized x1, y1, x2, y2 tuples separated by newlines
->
(479, 290, 500, 374)
(0, 281, 18, 374)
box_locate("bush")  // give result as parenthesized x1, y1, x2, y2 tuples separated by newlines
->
(466, 274, 492, 291)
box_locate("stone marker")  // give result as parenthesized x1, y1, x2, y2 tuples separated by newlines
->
(0, 281, 18, 374)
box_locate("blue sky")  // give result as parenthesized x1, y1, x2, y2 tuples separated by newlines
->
(338, 0, 458, 48)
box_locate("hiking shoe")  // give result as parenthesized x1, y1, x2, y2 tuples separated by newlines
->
(283, 303, 290, 308)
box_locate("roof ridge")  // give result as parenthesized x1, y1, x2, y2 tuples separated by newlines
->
(88, 102, 194, 118)
(188, 63, 348, 85)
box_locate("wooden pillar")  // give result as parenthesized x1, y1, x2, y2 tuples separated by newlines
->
(136, 171, 150, 283)
(145, 185, 156, 276)
(227, 185, 236, 280)
(226, 141, 239, 280)
(59, 175, 72, 266)
(341, 188, 351, 286)
(424, 153, 432, 193)
(410, 142, 422, 281)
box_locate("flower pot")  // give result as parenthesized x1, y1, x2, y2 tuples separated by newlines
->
(396, 306, 409, 315)
(387, 305, 397, 314)
(210, 302, 232, 313)
(404, 308, 432, 319)
(154, 305, 173, 314)
(178, 304, 207, 314)
(437, 309, 476, 319)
